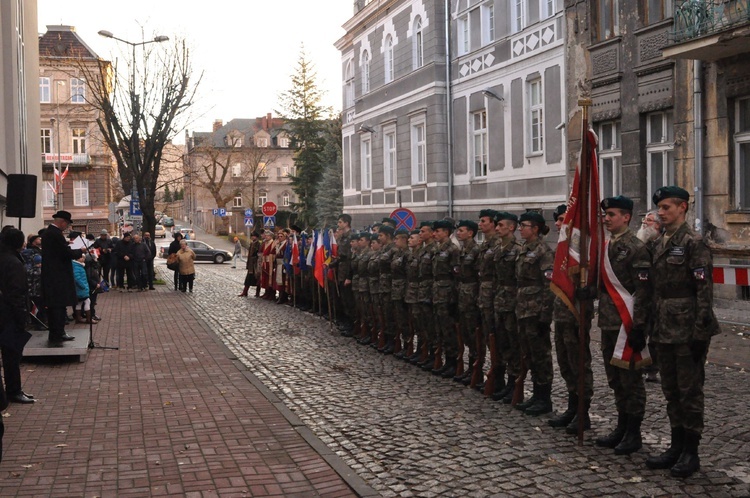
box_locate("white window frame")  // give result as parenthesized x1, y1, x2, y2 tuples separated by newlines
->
(646, 111, 675, 208)
(383, 126, 397, 188)
(413, 17, 424, 69)
(411, 117, 427, 185)
(73, 180, 89, 206)
(42, 181, 55, 207)
(528, 79, 544, 155)
(482, 4, 495, 45)
(256, 137, 268, 147)
(541, 0, 555, 19)
(472, 110, 489, 178)
(344, 60, 355, 108)
(513, 0, 527, 33)
(598, 121, 622, 199)
(70, 78, 85, 104)
(282, 192, 290, 207)
(361, 134, 372, 190)
(258, 191, 268, 206)
(385, 35, 395, 84)
(278, 136, 290, 148)
(458, 15, 470, 55)
(72, 128, 86, 154)
(258, 162, 267, 177)
(734, 97, 750, 209)
(40, 77, 51, 103)
(232, 163, 242, 178)
(233, 195, 243, 208)
(345, 135, 354, 190)
(362, 50, 371, 94)
(41, 128, 52, 154)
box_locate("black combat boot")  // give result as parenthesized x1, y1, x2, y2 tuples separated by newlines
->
(419, 348, 435, 370)
(524, 383, 553, 416)
(441, 357, 458, 378)
(565, 399, 591, 435)
(670, 430, 701, 478)
(493, 374, 516, 401)
(515, 382, 538, 411)
(646, 426, 685, 469)
(596, 412, 628, 448)
(382, 338, 395, 355)
(548, 392, 577, 428)
(614, 415, 642, 455)
(490, 367, 506, 396)
(455, 356, 475, 382)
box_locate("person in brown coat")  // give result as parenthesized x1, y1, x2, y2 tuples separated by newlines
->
(239, 232, 262, 297)
(176, 240, 196, 293)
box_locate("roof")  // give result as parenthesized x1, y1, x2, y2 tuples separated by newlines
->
(39, 25, 101, 60)
(192, 117, 290, 148)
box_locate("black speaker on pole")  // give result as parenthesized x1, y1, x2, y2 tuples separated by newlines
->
(6, 174, 38, 218)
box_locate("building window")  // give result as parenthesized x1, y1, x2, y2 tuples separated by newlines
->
(282, 192, 290, 207)
(256, 137, 268, 147)
(598, 121, 622, 198)
(458, 15, 470, 55)
(411, 118, 427, 184)
(344, 136, 353, 190)
(596, 0, 619, 41)
(258, 191, 267, 206)
(513, 0, 527, 33)
(40, 77, 51, 103)
(482, 4, 495, 45)
(361, 135, 372, 190)
(646, 111, 675, 208)
(41, 128, 52, 154)
(72, 128, 86, 154)
(278, 136, 290, 148)
(233, 195, 243, 208)
(384, 128, 397, 188)
(528, 79, 544, 154)
(42, 181, 55, 207)
(71, 78, 86, 103)
(645, 0, 671, 24)
(362, 51, 371, 94)
(258, 162, 267, 177)
(473, 110, 489, 178)
(233, 137, 243, 147)
(73, 180, 89, 206)
(385, 35, 395, 83)
(232, 163, 242, 177)
(344, 60, 355, 109)
(542, 0, 555, 18)
(414, 17, 424, 69)
(735, 97, 750, 208)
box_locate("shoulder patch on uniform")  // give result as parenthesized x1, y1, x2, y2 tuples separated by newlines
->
(527, 251, 536, 258)
(693, 267, 706, 280)
(544, 269, 553, 280)
(637, 270, 649, 281)
(669, 246, 685, 256)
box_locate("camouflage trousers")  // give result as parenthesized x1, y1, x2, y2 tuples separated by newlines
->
(392, 298, 409, 345)
(554, 321, 594, 402)
(496, 311, 521, 378)
(518, 317, 554, 386)
(379, 292, 394, 339)
(407, 303, 420, 346)
(477, 306, 493, 367)
(458, 304, 479, 359)
(434, 303, 457, 357)
(356, 291, 373, 330)
(656, 341, 709, 434)
(601, 328, 646, 417)
(416, 303, 436, 347)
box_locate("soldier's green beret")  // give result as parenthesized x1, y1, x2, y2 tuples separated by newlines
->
(479, 209, 497, 220)
(652, 186, 689, 205)
(552, 204, 567, 221)
(601, 195, 634, 211)
(432, 219, 453, 231)
(457, 219, 479, 233)
(410, 229, 421, 236)
(381, 217, 397, 227)
(519, 212, 546, 227)
(495, 211, 519, 223)
(395, 228, 410, 237)
(379, 225, 395, 236)
(370, 233, 379, 241)
(419, 221, 433, 229)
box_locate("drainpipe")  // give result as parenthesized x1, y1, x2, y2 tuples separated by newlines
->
(693, 60, 703, 234)
(445, 0, 454, 218)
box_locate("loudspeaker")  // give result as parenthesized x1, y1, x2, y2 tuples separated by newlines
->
(6, 174, 37, 218)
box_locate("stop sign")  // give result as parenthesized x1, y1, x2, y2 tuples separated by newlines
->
(262, 201, 278, 216)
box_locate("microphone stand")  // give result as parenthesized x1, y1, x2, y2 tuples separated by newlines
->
(78, 234, 118, 351)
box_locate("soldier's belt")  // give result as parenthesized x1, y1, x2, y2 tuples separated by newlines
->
(656, 288, 694, 299)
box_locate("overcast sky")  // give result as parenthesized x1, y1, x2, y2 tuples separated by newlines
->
(36, 0, 352, 142)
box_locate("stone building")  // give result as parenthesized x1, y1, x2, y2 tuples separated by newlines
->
(335, 0, 567, 228)
(185, 115, 296, 234)
(39, 25, 118, 235)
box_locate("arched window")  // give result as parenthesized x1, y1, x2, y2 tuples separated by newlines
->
(344, 60, 355, 108)
(362, 50, 370, 94)
(413, 17, 424, 69)
(385, 35, 394, 83)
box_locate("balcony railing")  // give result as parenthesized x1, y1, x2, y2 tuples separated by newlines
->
(673, 0, 750, 42)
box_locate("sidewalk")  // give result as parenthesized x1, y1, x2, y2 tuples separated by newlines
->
(1, 286, 372, 497)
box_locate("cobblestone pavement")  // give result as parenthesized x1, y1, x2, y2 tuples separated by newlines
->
(165, 262, 750, 497)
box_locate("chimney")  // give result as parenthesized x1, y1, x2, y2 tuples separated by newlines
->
(213, 119, 223, 132)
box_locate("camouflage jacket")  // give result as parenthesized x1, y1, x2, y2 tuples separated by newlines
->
(378, 242, 397, 295)
(367, 248, 381, 295)
(417, 241, 438, 303)
(598, 228, 652, 331)
(515, 237, 555, 323)
(432, 239, 459, 304)
(651, 222, 720, 344)
(477, 234, 500, 309)
(355, 248, 371, 294)
(390, 247, 409, 301)
(405, 247, 421, 305)
(457, 238, 481, 311)
(493, 235, 522, 313)
(350, 250, 360, 288)
(336, 229, 354, 282)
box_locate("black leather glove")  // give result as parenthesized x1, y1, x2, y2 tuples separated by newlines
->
(689, 340, 708, 364)
(628, 328, 646, 353)
(575, 285, 597, 300)
(537, 322, 551, 337)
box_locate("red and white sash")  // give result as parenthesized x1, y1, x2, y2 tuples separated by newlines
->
(602, 240, 652, 370)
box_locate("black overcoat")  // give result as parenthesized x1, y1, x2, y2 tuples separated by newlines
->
(41, 224, 83, 307)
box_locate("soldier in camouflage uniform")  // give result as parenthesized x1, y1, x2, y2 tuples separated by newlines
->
(491, 212, 523, 403)
(431, 220, 460, 377)
(405, 230, 423, 363)
(416, 221, 439, 369)
(391, 228, 410, 357)
(595, 196, 652, 455)
(454, 220, 481, 383)
(363, 234, 382, 346)
(474, 209, 499, 391)
(377, 225, 398, 354)
(355, 233, 374, 344)
(514, 212, 555, 416)
(548, 204, 595, 433)
(335, 214, 356, 336)
(645, 186, 720, 478)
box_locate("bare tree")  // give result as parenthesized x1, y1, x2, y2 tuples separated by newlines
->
(80, 35, 201, 234)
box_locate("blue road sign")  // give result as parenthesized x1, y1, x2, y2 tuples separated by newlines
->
(244, 208, 253, 217)
(244, 217, 254, 227)
(263, 216, 276, 229)
(212, 208, 218, 215)
(390, 208, 417, 230)
(129, 198, 142, 217)
(219, 208, 227, 217)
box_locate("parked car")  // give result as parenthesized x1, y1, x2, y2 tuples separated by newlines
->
(161, 216, 174, 227)
(178, 227, 195, 239)
(185, 240, 231, 264)
(154, 224, 166, 238)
